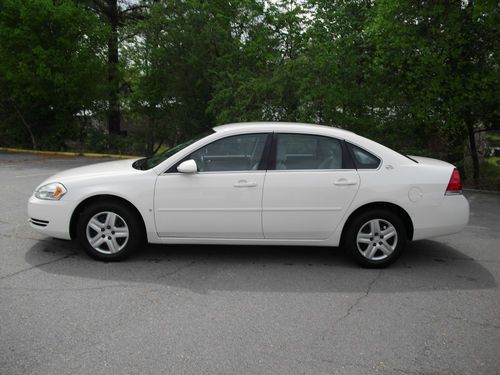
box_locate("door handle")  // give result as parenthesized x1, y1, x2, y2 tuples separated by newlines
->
(334, 179, 358, 186)
(233, 180, 257, 188)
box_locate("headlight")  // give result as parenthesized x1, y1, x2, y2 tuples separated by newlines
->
(35, 182, 67, 200)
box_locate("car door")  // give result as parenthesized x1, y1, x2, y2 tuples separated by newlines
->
(263, 133, 360, 239)
(154, 133, 270, 238)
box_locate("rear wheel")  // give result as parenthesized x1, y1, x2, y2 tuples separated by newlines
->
(344, 209, 406, 268)
(76, 201, 143, 261)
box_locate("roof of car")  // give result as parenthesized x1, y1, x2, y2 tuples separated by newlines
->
(213, 122, 355, 137)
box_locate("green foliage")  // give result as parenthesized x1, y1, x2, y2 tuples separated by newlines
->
(209, 0, 308, 124)
(0, 0, 498, 187)
(470, 157, 500, 190)
(369, 0, 499, 171)
(0, 0, 107, 150)
(127, 0, 224, 151)
(301, 1, 378, 130)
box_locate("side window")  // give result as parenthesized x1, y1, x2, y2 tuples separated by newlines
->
(348, 143, 381, 169)
(275, 134, 343, 170)
(189, 133, 268, 172)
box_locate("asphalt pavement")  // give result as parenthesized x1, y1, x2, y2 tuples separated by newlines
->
(0, 152, 499, 374)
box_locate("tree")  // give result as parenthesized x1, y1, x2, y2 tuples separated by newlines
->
(370, 0, 499, 186)
(80, 0, 148, 135)
(301, 0, 378, 132)
(0, 0, 107, 150)
(129, 0, 251, 151)
(209, 0, 308, 124)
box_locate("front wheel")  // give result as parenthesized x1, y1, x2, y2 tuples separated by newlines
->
(344, 209, 407, 268)
(76, 201, 143, 261)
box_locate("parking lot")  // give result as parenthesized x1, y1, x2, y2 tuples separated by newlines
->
(0, 152, 499, 374)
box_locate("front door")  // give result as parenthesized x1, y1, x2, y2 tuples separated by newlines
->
(154, 133, 270, 238)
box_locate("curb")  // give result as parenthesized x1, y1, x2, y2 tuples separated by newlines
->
(463, 188, 500, 195)
(0, 147, 142, 159)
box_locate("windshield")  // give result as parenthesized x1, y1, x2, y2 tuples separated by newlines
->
(133, 131, 214, 170)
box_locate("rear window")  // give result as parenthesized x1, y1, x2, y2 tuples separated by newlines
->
(348, 143, 381, 169)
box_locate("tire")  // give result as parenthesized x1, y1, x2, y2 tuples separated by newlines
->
(344, 209, 407, 268)
(76, 201, 143, 261)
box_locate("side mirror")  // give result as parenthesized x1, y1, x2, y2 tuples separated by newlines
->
(177, 159, 198, 173)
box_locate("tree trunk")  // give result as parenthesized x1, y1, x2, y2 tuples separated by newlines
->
(152, 139, 164, 155)
(466, 117, 480, 188)
(107, 0, 121, 135)
(14, 108, 37, 150)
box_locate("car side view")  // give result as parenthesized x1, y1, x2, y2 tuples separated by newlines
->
(28, 122, 469, 267)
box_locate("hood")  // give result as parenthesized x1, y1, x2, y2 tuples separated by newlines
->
(39, 158, 143, 185)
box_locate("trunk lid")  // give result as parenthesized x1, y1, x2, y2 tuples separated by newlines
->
(407, 156, 454, 169)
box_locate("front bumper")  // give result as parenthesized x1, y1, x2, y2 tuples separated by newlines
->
(27, 196, 73, 240)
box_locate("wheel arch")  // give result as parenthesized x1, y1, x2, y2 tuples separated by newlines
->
(340, 202, 414, 245)
(69, 194, 147, 240)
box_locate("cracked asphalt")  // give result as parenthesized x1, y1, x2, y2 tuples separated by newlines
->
(1, 152, 499, 374)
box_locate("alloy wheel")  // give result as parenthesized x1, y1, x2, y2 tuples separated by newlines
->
(356, 218, 398, 261)
(85, 211, 129, 254)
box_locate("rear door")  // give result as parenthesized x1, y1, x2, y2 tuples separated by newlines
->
(262, 133, 360, 239)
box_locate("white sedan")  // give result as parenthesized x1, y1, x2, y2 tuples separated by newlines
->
(28, 122, 469, 267)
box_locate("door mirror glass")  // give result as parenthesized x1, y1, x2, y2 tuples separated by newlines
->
(177, 159, 198, 173)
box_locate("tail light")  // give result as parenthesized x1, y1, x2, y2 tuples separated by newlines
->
(445, 168, 462, 195)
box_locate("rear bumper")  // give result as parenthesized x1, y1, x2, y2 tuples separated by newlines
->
(412, 194, 469, 240)
(27, 196, 73, 240)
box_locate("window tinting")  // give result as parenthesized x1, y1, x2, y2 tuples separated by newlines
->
(189, 133, 268, 172)
(275, 134, 343, 170)
(348, 143, 381, 169)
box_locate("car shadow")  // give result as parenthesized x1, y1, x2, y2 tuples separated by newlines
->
(24, 238, 497, 294)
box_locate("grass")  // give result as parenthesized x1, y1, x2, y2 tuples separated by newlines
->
(475, 157, 500, 190)
(485, 156, 500, 167)
(486, 133, 500, 141)
(485, 133, 500, 148)
(462, 155, 500, 191)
